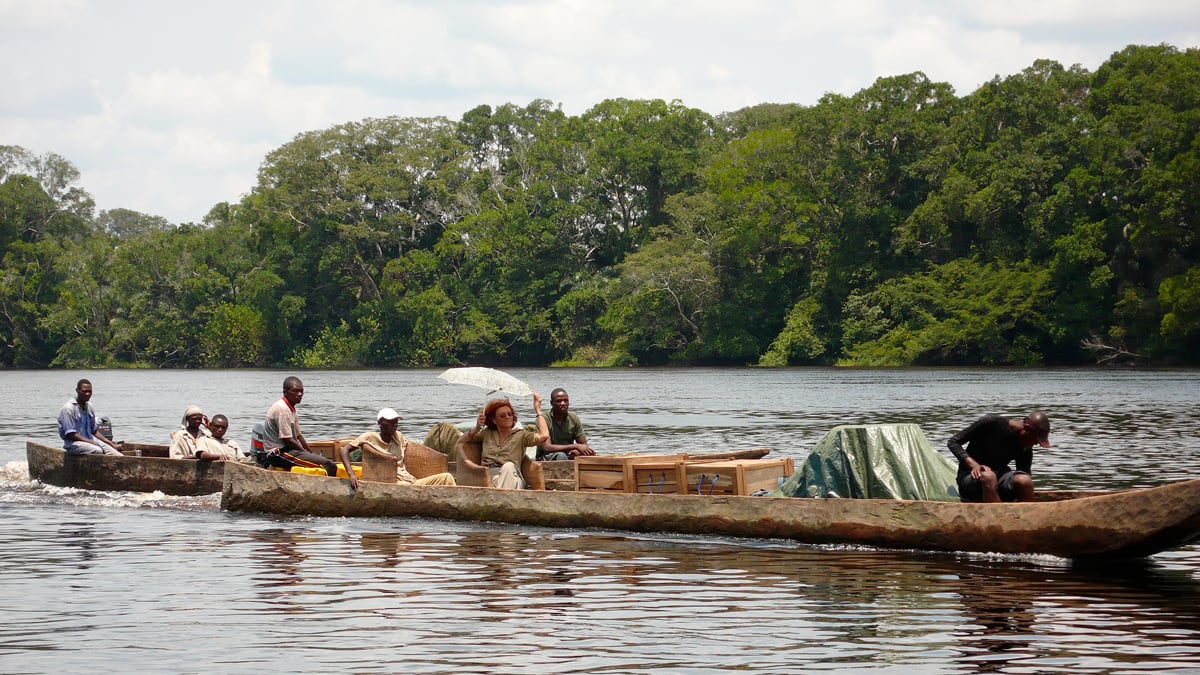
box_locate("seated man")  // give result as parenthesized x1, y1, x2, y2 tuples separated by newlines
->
(261, 376, 337, 476)
(536, 388, 597, 460)
(169, 405, 214, 459)
(196, 414, 248, 462)
(58, 378, 123, 455)
(339, 408, 456, 491)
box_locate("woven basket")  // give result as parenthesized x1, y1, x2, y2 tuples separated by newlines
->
(360, 441, 449, 483)
(403, 441, 449, 479)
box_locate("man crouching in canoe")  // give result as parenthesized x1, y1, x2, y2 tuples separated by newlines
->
(947, 411, 1051, 503)
(338, 407, 456, 491)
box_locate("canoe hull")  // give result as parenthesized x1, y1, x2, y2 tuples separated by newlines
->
(220, 461, 1200, 560)
(26, 441, 224, 496)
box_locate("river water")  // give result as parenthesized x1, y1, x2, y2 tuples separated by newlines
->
(2, 367, 1199, 673)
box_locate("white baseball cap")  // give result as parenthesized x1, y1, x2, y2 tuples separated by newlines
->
(377, 407, 403, 421)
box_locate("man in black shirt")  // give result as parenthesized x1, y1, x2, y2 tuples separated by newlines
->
(947, 411, 1051, 502)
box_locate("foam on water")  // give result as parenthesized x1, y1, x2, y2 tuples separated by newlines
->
(0, 468, 220, 511)
(1, 460, 28, 481)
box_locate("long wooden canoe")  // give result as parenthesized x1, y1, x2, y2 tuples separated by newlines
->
(26, 439, 772, 498)
(26, 438, 356, 496)
(27, 440, 225, 496)
(220, 460, 1200, 560)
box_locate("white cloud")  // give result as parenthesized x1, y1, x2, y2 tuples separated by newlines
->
(0, 0, 1196, 225)
(961, 0, 1199, 25)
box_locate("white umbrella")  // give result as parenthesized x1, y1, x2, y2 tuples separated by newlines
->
(437, 367, 533, 397)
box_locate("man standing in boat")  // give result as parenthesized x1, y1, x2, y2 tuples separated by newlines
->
(260, 376, 337, 476)
(947, 411, 1051, 502)
(57, 378, 123, 455)
(337, 407, 456, 490)
(535, 388, 597, 460)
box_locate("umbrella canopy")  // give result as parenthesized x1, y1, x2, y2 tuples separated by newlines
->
(437, 367, 533, 397)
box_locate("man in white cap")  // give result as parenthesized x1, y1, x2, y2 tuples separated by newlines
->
(946, 411, 1051, 502)
(338, 407, 456, 490)
(169, 404, 215, 459)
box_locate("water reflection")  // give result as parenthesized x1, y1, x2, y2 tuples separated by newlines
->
(220, 521, 1200, 671)
(246, 527, 315, 598)
(58, 522, 102, 568)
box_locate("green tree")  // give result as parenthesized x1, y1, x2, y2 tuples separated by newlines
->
(0, 148, 95, 366)
(599, 233, 718, 364)
(201, 303, 268, 367)
(840, 259, 1054, 366)
(579, 98, 714, 266)
(1081, 44, 1200, 360)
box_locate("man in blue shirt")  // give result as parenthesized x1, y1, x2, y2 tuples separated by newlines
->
(57, 379, 123, 455)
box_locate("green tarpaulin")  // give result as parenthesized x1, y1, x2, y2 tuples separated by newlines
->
(770, 424, 961, 501)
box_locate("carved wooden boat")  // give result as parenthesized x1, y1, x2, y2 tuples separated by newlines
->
(220, 460, 1200, 560)
(25, 438, 768, 498)
(26, 438, 351, 496)
(26, 440, 224, 496)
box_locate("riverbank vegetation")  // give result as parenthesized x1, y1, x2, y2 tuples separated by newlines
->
(2, 44, 1197, 368)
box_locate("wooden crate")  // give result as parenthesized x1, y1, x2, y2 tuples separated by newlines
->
(631, 460, 688, 495)
(575, 454, 687, 493)
(679, 458, 795, 496)
(309, 438, 356, 460)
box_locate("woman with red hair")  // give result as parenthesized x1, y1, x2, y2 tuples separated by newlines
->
(458, 393, 549, 489)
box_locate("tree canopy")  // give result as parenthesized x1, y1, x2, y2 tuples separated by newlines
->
(2, 44, 1197, 368)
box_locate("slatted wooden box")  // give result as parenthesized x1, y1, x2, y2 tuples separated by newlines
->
(679, 458, 795, 496)
(631, 460, 689, 494)
(575, 454, 687, 493)
(309, 438, 355, 460)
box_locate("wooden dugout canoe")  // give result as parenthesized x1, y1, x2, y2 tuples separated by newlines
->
(26, 437, 358, 496)
(26, 437, 359, 496)
(26, 440, 225, 496)
(25, 438, 770, 498)
(220, 460, 1200, 560)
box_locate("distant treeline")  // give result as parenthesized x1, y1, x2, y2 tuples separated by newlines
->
(1, 44, 1197, 369)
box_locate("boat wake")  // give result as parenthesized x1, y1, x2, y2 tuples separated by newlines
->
(0, 468, 220, 511)
(1, 460, 29, 482)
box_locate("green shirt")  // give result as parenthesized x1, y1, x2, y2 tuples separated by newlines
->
(479, 428, 540, 468)
(541, 410, 585, 446)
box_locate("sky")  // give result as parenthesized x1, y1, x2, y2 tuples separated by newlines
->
(2, 0, 1198, 226)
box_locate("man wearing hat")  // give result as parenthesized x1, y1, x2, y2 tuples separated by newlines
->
(946, 411, 1051, 502)
(338, 408, 457, 491)
(169, 404, 215, 459)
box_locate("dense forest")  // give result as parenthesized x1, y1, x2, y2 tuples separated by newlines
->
(1, 44, 1197, 369)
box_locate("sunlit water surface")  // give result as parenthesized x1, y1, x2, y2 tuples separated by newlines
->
(2, 368, 1199, 673)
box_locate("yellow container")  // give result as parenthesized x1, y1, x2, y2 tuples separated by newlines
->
(289, 464, 361, 478)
